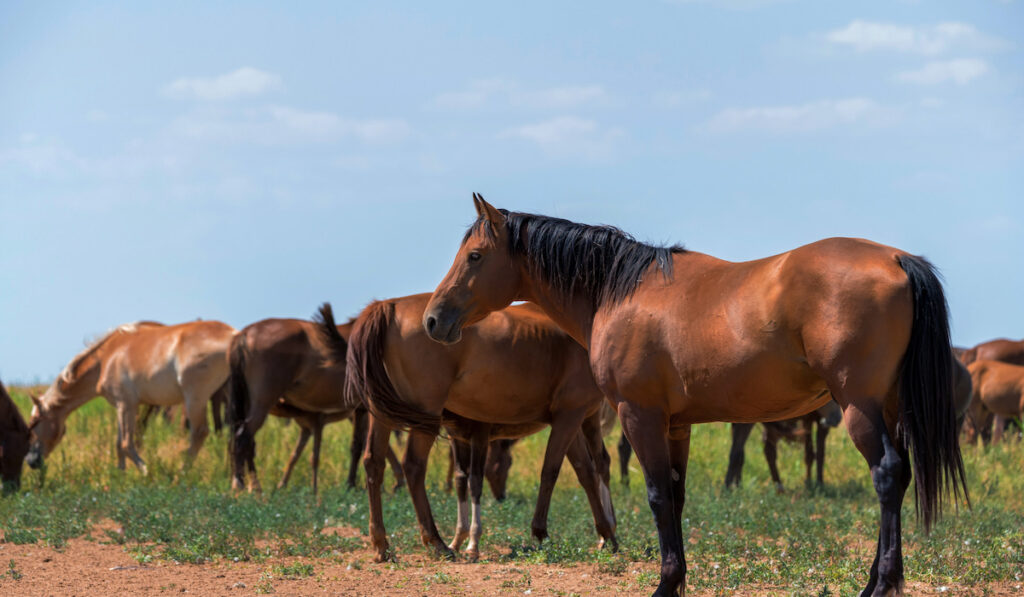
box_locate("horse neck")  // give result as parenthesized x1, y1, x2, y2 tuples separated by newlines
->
(518, 267, 596, 350)
(44, 362, 102, 421)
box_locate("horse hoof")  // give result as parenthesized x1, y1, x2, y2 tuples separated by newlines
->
(531, 527, 549, 543)
(599, 536, 620, 553)
(464, 548, 479, 563)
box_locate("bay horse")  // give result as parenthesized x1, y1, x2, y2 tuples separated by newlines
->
(960, 338, 1024, 366)
(26, 320, 235, 474)
(423, 194, 968, 596)
(227, 312, 403, 495)
(0, 379, 30, 494)
(965, 359, 1024, 444)
(324, 295, 616, 562)
(724, 400, 843, 492)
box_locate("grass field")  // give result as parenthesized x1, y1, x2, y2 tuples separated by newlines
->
(1, 387, 1021, 595)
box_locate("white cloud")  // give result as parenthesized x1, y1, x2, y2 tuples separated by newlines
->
(164, 67, 283, 101)
(896, 59, 990, 85)
(499, 116, 623, 159)
(433, 79, 607, 110)
(825, 20, 1007, 55)
(171, 105, 410, 145)
(703, 98, 895, 133)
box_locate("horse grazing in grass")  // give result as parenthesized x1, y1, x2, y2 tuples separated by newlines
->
(423, 194, 968, 596)
(0, 380, 30, 494)
(228, 311, 403, 495)
(27, 320, 235, 474)
(965, 359, 1024, 445)
(960, 338, 1024, 367)
(325, 294, 616, 562)
(724, 400, 842, 492)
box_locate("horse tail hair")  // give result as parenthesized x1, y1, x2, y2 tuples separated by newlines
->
(227, 335, 254, 486)
(897, 254, 970, 532)
(340, 300, 441, 435)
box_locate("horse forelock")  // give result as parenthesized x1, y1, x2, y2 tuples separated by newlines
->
(494, 211, 684, 308)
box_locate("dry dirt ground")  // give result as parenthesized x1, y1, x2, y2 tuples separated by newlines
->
(0, 532, 1019, 596)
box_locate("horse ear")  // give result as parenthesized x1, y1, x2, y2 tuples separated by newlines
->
(473, 193, 506, 230)
(29, 393, 42, 409)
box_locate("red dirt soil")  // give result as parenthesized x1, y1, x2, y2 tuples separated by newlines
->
(0, 532, 1019, 596)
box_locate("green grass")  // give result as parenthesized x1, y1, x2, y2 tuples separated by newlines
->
(2, 387, 1022, 594)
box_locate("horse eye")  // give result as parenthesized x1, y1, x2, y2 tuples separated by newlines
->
(468, 252, 482, 262)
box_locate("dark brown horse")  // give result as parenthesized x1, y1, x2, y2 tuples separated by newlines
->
(0, 380, 30, 494)
(423, 195, 968, 596)
(228, 312, 402, 495)
(325, 295, 615, 562)
(724, 401, 843, 492)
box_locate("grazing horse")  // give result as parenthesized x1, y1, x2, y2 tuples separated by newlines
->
(960, 338, 1024, 366)
(423, 195, 968, 597)
(325, 295, 616, 562)
(26, 320, 235, 474)
(724, 401, 843, 492)
(0, 380, 30, 494)
(965, 359, 1024, 445)
(227, 312, 403, 495)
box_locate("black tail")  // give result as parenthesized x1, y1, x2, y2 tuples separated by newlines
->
(330, 300, 441, 434)
(227, 337, 254, 487)
(897, 254, 970, 532)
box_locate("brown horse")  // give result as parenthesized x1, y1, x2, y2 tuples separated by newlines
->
(326, 295, 616, 562)
(423, 195, 968, 596)
(966, 359, 1024, 444)
(724, 400, 843, 492)
(227, 313, 403, 495)
(1, 380, 30, 494)
(27, 320, 235, 474)
(960, 338, 1024, 366)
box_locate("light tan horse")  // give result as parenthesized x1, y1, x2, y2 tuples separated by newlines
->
(26, 320, 235, 474)
(966, 359, 1024, 444)
(424, 195, 967, 597)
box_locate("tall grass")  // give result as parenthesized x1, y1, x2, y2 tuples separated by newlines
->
(2, 387, 1021, 593)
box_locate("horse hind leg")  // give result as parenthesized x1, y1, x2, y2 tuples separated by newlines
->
(617, 432, 633, 486)
(402, 429, 453, 560)
(619, 402, 685, 597)
(842, 397, 911, 597)
(346, 408, 368, 489)
(724, 423, 754, 489)
(762, 424, 784, 493)
(529, 411, 587, 544)
(565, 430, 618, 551)
(181, 390, 211, 468)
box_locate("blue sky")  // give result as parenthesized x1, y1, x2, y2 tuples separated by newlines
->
(1, 1, 1021, 382)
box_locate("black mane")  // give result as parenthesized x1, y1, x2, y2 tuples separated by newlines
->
(469, 211, 684, 308)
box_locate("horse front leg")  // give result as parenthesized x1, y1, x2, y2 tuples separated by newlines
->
(277, 424, 311, 490)
(816, 423, 830, 486)
(310, 414, 324, 496)
(182, 392, 211, 468)
(448, 438, 471, 552)
(464, 425, 490, 562)
(581, 411, 616, 528)
(620, 402, 684, 597)
(116, 400, 148, 475)
(762, 424, 784, 493)
(402, 430, 453, 559)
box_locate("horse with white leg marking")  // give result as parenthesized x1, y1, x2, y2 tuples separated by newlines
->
(423, 194, 968, 597)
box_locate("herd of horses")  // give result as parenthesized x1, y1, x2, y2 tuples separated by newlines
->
(2, 194, 1022, 596)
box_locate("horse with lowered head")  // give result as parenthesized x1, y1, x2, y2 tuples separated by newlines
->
(27, 320, 234, 474)
(423, 194, 968, 597)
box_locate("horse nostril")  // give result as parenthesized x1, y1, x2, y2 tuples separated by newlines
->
(425, 315, 437, 334)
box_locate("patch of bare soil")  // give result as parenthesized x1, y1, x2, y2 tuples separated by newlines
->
(0, 533, 1019, 596)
